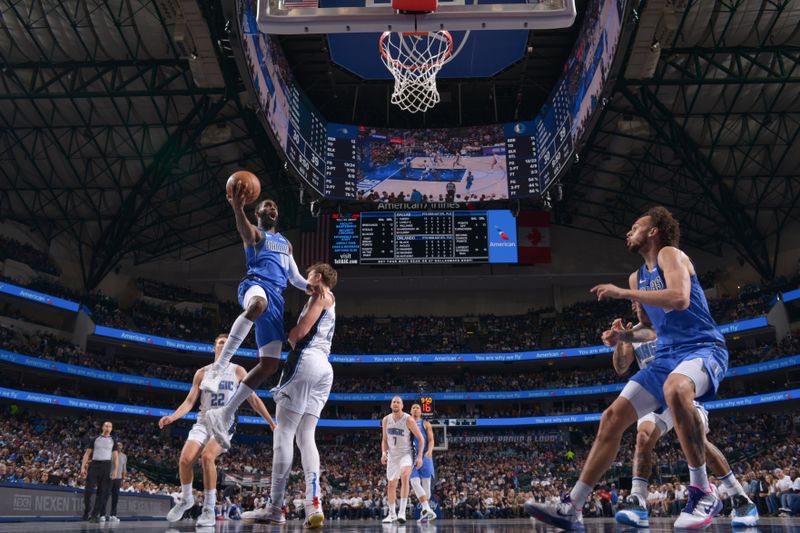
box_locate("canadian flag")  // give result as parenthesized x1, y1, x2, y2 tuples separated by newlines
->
(517, 211, 551, 264)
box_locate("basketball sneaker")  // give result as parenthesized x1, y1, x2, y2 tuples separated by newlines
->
(166, 494, 194, 522)
(615, 494, 649, 528)
(730, 494, 759, 527)
(304, 497, 324, 529)
(242, 504, 285, 524)
(204, 408, 234, 450)
(397, 514, 407, 524)
(382, 512, 397, 523)
(196, 507, 216, 527)
(525, 495, 584, 530)
(108, 516, 120, 523)
(674, 485, 722, 529)
(418, 508, 437, 523)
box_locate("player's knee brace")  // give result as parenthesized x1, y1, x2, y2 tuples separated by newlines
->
(410, 477, 426, 499)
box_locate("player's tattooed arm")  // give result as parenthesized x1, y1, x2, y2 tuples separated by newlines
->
(612, 342, 634, 376)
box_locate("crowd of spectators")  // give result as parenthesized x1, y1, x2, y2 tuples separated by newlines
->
(1, 408, 797, 520)
(137, 278, 216, 304)
(0, 236, 60, 276)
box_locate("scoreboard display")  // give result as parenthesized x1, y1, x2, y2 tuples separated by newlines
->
(331, 210, 518, 265)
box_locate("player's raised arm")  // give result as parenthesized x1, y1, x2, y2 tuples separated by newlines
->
(159, 369, 203, 428)
(237, 366, 277, 430)
(288, 291, 330, 348)
(228, 181, 262, 246)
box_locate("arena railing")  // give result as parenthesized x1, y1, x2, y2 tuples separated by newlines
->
(0, 385, 796, 428)
(1, 347, 796, 402)
(91, 316, 770, 363)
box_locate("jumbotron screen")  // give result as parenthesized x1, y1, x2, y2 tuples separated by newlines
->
(331, 210, 518, 265)
(234, 0, 626, 200)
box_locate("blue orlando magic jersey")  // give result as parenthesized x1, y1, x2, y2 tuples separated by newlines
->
(632, 340, 657, 369)
(244, 230, 291, 290)
(637, 262, 724, 348)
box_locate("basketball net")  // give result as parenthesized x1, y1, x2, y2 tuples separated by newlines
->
(379, 30, 455, 114)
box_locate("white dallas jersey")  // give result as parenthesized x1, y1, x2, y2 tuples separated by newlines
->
(632, 340, 657, 369)
(297, 293, 336, 356)
(386, 412, 413, 457)
(198, 364, 238, 422)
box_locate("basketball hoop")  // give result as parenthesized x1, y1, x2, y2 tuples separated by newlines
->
(379, 30, 455, 114)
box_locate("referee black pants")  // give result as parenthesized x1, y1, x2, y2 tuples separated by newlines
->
(84, 461, 111, 518)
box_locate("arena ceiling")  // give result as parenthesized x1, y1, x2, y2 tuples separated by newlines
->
(0, 0, 798, 289)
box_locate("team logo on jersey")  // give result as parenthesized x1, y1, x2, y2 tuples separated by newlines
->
(219, 380, 235, 391)
(387, 428, 406, 436)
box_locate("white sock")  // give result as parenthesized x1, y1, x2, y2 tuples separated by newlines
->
(422, 477, 431, 498)
(689, 463, 710, 492)
(399, 498, 407, 517)
(388, 501, 396, 516)
(220, 382, 254, 420)
(720, 471, 747, 498)
(214, 315, 253, 370)
(422, 500, 432, 512)
(181, 483, 192, 500)
(632, 477, 649, 502)
(569, 480, 591, 509)
(305, 470, 321, 508)
(204, 489, 216, 510)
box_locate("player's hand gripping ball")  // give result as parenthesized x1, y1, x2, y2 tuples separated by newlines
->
(226, 170, 261, 205)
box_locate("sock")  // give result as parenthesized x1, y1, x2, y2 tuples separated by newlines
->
(422, 477, 432, 499)
(214, 316, 253, 370)
(204, 489, 216, 510)
(569, 480, 592, 510)
(422, 500, 432, 512)
(719, 471, 747, 498)
(220, 382, 254, 420)
(305, 470, 321, 510)
(181, 483, 192, 500)
(632, 477, 649, 503)
(388, 501, 396, 516)
(689, 463, 710, 492)
(399, 498, 407, 517)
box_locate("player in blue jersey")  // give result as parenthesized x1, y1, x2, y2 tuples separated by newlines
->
(527, 207, 729, 530)
(409, 404, 437, 523)
(201, 182, 315, 449)
(607, 304, 758, 528)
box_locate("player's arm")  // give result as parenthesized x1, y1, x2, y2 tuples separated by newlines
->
(111, 449, 119, 479)
(228, 182, 262, 246)
(593, 250, 691, 309)
(612, 342, 635, 376)
(406, 417, 425, 467)
(238, 366, 277, 430)
(424, 421, 434, 458)
(80, 447, 92, 477)
(286, 245, 311, 293)
(159, 369, 203, 428)
(287, 292, 329, 348)
(381, 416, 389, 465)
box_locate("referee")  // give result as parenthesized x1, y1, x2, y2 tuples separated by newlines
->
(80, 421, 119, 522)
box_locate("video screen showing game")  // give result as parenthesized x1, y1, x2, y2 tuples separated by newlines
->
(354, 125, 509, 203)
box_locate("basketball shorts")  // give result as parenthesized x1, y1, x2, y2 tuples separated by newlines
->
(386, 453, 413, 481)
(629, 342, 728, 410)
(187, 416, 226, 451)
(637, 402, 709, 436)
(271, 348, 333, 418)
(411, 457, 435, 479)
(237, 277, 286, 354)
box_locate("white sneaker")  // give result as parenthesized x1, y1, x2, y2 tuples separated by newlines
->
(674, 485, 722, 529)
(204, 408, 234, 450)
(200, 365, 226, 393)
(524, 495, 584, 530)
(99, 516, 106, 522)
(242, 505, 285, 524)
(417, 508, 437, 523)
(166, 494, 194, 522)
(108, 516, 120, 523)
(397, 514, 407, 524)
(382, 513, 397, 523)
(196, 507, 216, 527)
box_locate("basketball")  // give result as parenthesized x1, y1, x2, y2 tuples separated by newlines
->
(226, 170, 261, 204)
